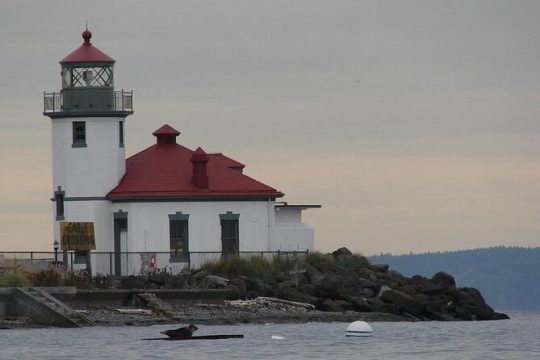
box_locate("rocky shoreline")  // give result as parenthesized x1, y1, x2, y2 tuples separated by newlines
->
(121, 247, 508, 322)
(81, 303, 407, 327)
(0, 299, 406, 329)
(0, 247, 509, 328)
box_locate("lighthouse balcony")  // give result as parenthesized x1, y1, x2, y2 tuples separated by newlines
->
(43, 90, 133, 118)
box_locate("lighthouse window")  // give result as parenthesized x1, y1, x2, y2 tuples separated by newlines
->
(54, 188, 65, 221)
(72, 121, 86, 147)
(119, 121, 124, 147)
(169, 212, 189, 262)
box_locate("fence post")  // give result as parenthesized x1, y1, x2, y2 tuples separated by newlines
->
(30, 252, 34, 271)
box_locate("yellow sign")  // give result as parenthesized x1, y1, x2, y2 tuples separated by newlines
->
(60, 222, 96, 251)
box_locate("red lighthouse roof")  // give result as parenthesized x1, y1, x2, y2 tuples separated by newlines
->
(107, 125, 284, 201)
(60, 28, 115, 64)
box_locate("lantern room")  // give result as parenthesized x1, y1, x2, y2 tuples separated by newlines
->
(44, 28, 133, 118)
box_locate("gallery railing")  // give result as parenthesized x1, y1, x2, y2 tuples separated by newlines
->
(43, 90, 133, 113)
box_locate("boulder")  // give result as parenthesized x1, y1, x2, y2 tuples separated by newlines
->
(339, 270, 360, 288)
(431, 272, 456, 289)
(204, 274, 229, 288)
(240, 276, 272, 296)
(449, 287, 495, 320)
(303, 262, 322, 281)
(340, 295, 373, 312)
(331, 247, 353, 258)
(312, 274, 339, 298)
(120, 276, 147, 289)
(318, 299, 347, 312)
(228, 277, 247, 299)
(370, 263, 389, 273)
(380, 288, 423, 316)
(377, 285, 392, 298)
(386, 270, 408, 287)
(358, 268, 378, 282)
(276, 284, 318, 305)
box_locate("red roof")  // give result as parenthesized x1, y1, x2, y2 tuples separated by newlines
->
(107, 125, 283, 200)
(60, 29, 115, 64)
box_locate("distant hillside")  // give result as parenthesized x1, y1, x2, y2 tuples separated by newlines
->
(369, 247, 540, 311)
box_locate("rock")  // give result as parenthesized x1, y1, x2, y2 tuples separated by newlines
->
(377, 285, 392, 298)
(358, 287, 376, 298)
(386, 270, 408, 287)
(370, 264, 389, 273)
(276, 285, 318, 305)
(276, 271, 292, 282)
(318, 299, 346, 312)
(492, 312, 510, 320)
(204, 274, 229, 288)
(357, 278, 379, 290)
(431, 272, 456, 289)
(449, 287, 495, 320)
(303, 262, 322, 281)
(380, 289, 423, 317)
(358, 268, 378, 282)
(421, 298, 454, 321)
(120, 276, 146, 289)
(340, 295, 373, 312)
(299, 283, 317, 296)
(339, 270, 360, 288)
(331, 247, 353, 258)
(311, 274, 339, 299)
(228, 278, 247, 299)
(240, 276, 272, 296)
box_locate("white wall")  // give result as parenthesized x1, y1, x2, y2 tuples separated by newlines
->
(272, 207, 315, 251)
(51, 115, 125, 275)
(111, 200, 274, 271)
(52, 116, 126, 197)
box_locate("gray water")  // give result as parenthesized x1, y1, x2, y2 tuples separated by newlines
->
(1, 311, 539, 359)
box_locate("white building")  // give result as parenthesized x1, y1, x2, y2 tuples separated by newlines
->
(44, 29, 319, 275)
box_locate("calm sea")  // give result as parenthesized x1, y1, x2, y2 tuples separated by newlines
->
(1, 311, 538, 359)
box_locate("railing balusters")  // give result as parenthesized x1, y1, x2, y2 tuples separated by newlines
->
(43, 91, 133, 113)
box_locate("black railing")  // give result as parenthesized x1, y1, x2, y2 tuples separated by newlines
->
(0, 250, 308, 276)
(43, 90, 134, 113)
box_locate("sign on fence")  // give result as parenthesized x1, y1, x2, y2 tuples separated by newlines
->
(60, 222, 96, 251)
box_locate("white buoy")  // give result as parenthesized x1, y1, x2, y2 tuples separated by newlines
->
(346, 321, 373, 337)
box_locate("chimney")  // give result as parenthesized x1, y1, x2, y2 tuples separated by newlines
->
(191, 147, 209, 189)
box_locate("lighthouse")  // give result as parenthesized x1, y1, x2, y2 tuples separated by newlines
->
(44, 28, 133, 269)
(43, 28, 318, 276)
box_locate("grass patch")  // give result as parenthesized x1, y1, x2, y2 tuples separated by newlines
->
(0, 269, 29, 287)
(305, 251, 370, 272)
(200, 255, 295, 283)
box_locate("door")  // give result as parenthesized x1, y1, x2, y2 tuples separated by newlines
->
(114, 218, 127, 276)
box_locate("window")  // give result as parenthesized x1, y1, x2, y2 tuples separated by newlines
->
(72, 121, 86, 147)
(169, 212, 189, 262)
(62, 66, 113, 88)
(54, 187, 65, 221)
(119, 121, 124, 147)
(220, 212, 239, 257)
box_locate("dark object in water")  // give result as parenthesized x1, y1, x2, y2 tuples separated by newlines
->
(142, 335, 244, 341)
(160, 324, 198, 339)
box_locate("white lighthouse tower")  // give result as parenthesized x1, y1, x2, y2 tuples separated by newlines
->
(44, 28, 133, 270)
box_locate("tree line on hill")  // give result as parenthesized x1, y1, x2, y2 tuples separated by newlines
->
(369, 246, 540, 311)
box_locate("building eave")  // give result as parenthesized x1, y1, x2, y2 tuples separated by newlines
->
(107, 194, 283, 203)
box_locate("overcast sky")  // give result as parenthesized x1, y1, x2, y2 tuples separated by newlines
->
(1, 1, 540, 255)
